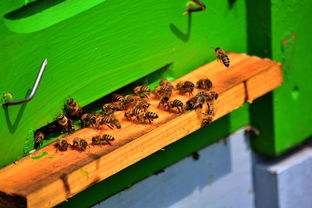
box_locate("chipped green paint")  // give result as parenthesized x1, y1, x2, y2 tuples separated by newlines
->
(31, 151, 48, 159)
(49, 156, 55, 159)
(80, 168, 90, 181)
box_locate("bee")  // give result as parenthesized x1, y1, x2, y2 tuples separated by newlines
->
(124, 95, 138, 108)
(207, 103, 215, 115)
(183, 0, 206, 15)
(160, 79, 174, 90)
(81, 113, 96, 128)
(176, 81, 195, 95)
(92, 134, 115, 146)
(158, 96, 170, 108)
(72, 137, 88, 151)
(102, 103, 117, 116)
(197, 91, 218, 102)
(133, 86, 151, 98)
(100, 115, 121, 129)
(34, 131, 45, 149)
(202, 116, 213, 126)
(215, 48, 230, 67)
(65, 98, 83, 118)
(185, 95, 205, 110)
(136, 100, 150, 111)
(196, 79, 212, 90)
(153, 85, 173, 98)
(125, 108, 143, 120)
(56, 115, 74, 134)
(111, 94, 125, 102)
(54, 140, 69, 151)
(137, 112, 159, 123)
(167, 99, 184, 113)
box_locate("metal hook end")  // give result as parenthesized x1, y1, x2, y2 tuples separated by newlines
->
(3, 58, 48, 106)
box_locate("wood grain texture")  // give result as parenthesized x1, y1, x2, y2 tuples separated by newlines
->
(0, 53, 282, 208)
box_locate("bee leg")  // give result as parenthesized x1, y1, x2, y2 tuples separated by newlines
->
(176, 107, 181, 113)
(105, 139, 112, 146)
(105, 124, 114, 130)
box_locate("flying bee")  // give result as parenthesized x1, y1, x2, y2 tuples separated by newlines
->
(202, 116, 213, 126)
(54, 140, 69, 151)
(215, 48, 230, 67)
(167, 99, 184, 113)
(137, 111, 159, 123)
(56, 115, 74, 134)
(183, 0, 206, 15)
(124, 108, 142, 120)
(111, 94, 125, 102)
(65, 98, 83, 118)
(100, 115, 121, 129)
(34, 131, 45, 149)
(176, 81, 195, 95)
(153, 85, 173, 98)
(197, 79, 213, 90)
(133, 86, 151, 98)
(160, 79, 174, 90)
(102, 103, 117, 116)
(136, 100, 150, 112)
(72, 137, 88, 151)
(92, 134, 115, 146)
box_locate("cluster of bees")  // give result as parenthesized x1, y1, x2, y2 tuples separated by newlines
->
(33, 45, 229, 152)
(34, 78, 219, 152)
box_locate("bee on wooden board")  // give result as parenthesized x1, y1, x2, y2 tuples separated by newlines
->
(159, 79, 174, 90)
(137, 111, 159, 123)
(183, 0, 206, 15)
(125, 108, 143, 120)
(102, 103, 117, 116)
(111, 94, 125, 103)
(65, 98, 83, 118)
(81, 113, 96, 128)
(215, 48, 230, 67)
(196, 78, 212, 90)
(197, 91, 218, 102)
(54, 140, 69, 151)
(56, 114, 75, 134)
(72, 137, 88, 151)
(133, 86, 151, 98)
(176, 81, 195, 95)
(136, 100, 150, 112)
(92, 134, 115, 146)
(202, 116, 213, 126)
(186, 95, 205, 110)
(153, 85, 173, 98)
(34, 131, 45, 149)
(158, 96, 170, 108)
(100, 115, 121, 129)
(124, 95, 139, 108)
(167, 99, 184, 113)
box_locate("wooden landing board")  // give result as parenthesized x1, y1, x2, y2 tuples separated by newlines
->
(0, 53, 283, 208)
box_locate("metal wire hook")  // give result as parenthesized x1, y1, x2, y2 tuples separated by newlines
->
(3, 59, 48, 106)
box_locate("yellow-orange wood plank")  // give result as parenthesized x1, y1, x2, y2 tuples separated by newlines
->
(0, 53, 283, 208)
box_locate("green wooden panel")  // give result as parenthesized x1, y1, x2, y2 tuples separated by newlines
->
(249, 0, 312, 155)
(0, 0, 247, 167)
